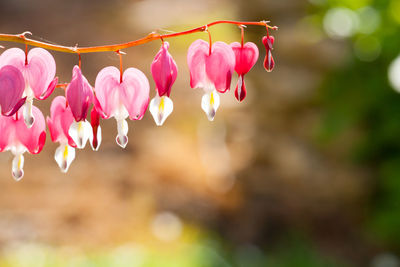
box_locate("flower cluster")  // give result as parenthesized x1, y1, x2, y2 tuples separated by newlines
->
(0, 33, 275, 180)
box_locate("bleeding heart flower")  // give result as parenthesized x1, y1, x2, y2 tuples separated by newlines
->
(0, 65, 27, 117)
(149, 41, 177, 126)
(0, 47, 57, 128)
(66, 65, 94, 149)
(230, 41, 259, 102)
(262, 35, 275, 72)
(94, 66, 149, 148)
(0, 106, 46, 181)
(90, 106, 102, 151)
(47, 96, 77, 173)
(187, 39, 235, 121)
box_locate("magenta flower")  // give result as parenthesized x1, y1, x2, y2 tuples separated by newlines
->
(262, 35, 275, 72)
(230, 41, 259, 102)
(187, 39, 235, 121)
(150, 41, 177, 126)
(47, 96, 77, 173)
(0, 65, 27, 117)
(0, 106, 46, 181)
(94, 66, 149, 148)
(0, 47, 57, 128)
(90, 106, 102, 151)
(66, 65, 94, 149)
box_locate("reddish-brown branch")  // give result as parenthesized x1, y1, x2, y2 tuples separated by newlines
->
(116, 50, 123, 83)
(56, 83, 68, 88)
(0, 20, 277, 54)
(206, 28, 212, 56)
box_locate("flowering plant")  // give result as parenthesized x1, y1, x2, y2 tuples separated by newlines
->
(0, 20, 277, 180)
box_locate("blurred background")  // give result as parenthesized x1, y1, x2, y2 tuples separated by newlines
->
(0, 0, 399, 266)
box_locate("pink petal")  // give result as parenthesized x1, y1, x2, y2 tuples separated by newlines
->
(37, 77, 58, 100)
(66, 66, 93, 122)
(205, 41, 235, 93)
(0, 65, 25, 115)
(187, 39, 208, 89)
(187, 40, 235, 93)
(94, 66, 121, 118)
(3, 97, 26, 117)
(230, 42, 259, 75)
(92, 94, 107, 119)
(234, 75, 247, 102)
(151, 42, 178, 97)
(0, 48, 25, 70)
(47, 96, 76, 147)
(15, 106, 46, 154)
(26, 48, 56, 98)
(90, 106, 101, 151)
(262, 36, 275, 72)
(120, 68, 150, 120)
(0, 115, 12, 152)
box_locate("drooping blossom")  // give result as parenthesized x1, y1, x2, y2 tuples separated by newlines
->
(149, 41, 177, 126)
(0, 106, 46, 181)
(187, 39, 235, 121)
(262, 35, 275, 72)
(230, 41, 259, 102)
(66, 65, 94, 149)
(0, 47, 57, 128)
(90, 106, 102, 151)
(94, 66, 149, 148)
(47, 96, 77, 173)
(0, 65, 26, 116)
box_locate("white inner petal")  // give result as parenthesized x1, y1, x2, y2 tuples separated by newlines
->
(116, 118, 128, 148)
(203, 80, 216, 93)
(23, 98, 35, 128)
(12, 153, 24, 181)
(68, 120, 93, 149)
(149, 94, 173, 126)
(114, 103, 129, 121)
(201, 89, 220, 121)
(54, 143, 76, 173)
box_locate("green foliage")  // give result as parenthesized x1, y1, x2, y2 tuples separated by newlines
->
(313, 0, 400, 247)
(0, 235, 351, 267)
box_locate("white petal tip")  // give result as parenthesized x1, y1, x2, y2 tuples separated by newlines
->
(24, 116, 35, 129)
(55, 144, 75, 173)
(201, 90, 219, 122)
(69, 121, 93, 149)
(12, 171, 24, 181)
(206, 110, 216, 121)
(149, 96, 173, 127)
(23, 100, 35, 128)
(76, 138, 84, 149)
(12, 154, 24, 181)
(116, 135, 128, 148)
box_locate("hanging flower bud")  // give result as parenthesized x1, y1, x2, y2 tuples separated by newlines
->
(0, 48, 57, 128)
(0, 65, 26, 116)
(187, 39, 235, 121)
(90, 106, 102, 151)
(47, 96, 77, 173)
(150, 41, 177, 126)
(94, 66, 149, 148)
(0, 106, 46, 181)
(66, 65, 94, 149)
(230, 42, 259, 102)
(262, 35, 275, 72)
